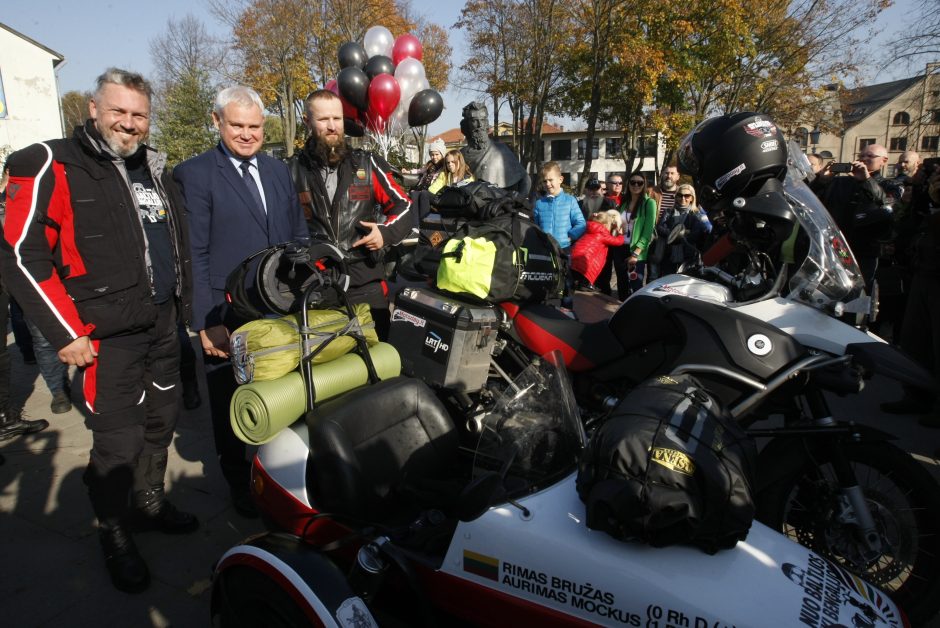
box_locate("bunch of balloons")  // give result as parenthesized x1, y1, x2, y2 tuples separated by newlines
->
(327, 26, 444, 137)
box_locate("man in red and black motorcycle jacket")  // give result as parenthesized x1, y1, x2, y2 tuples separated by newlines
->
(0, 68, 195, 594)
(290, 89, 413, 339)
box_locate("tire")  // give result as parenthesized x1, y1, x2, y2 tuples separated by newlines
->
(213, 565, 327, 628)
(757, 441, 940, 626)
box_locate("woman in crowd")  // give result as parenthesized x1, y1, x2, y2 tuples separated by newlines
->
(428, 150, 475, 194)
(411, 138, 447, 192)
(658, 183, 712, 276)
(618, 174, 658, 297)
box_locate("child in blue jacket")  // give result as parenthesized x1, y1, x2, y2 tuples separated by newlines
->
(534, 162, 585, 312)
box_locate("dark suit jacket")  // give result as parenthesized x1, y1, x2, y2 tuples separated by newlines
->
(173, 144, 309, 331)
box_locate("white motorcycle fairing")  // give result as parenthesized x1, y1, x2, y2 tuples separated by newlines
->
(252, 415, 905, 627)
(439, 474, 904, 628)
(631, 275, 882, 356)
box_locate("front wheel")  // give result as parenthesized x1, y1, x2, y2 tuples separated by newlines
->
(757, 441, 940, 626)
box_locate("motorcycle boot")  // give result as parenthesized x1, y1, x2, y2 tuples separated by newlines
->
(131, 451, 199, 534)
(98, 518, 150, 593)
(85, 465, 150, 593)
(0, 407, 50, 441)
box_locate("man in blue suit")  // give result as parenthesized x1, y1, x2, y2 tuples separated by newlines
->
(174, 85, 308, 516)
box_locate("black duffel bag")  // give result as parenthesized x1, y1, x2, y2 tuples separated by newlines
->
(434, 180, 533, 220)
(576, 374, 757, 554)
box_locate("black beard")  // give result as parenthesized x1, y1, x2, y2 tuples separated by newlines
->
(306, 132, 347, 167)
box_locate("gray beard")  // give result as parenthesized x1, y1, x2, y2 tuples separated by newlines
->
(662, 180, 678, 191)
(467, 129, 488, 150)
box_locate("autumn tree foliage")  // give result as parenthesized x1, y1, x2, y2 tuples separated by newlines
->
(457, 0, 572, 172)
(460, 0, 891, 182)
(209, 0, 451, 156)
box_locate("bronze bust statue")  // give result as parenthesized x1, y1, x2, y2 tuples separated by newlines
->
(460, 102, 531, 196)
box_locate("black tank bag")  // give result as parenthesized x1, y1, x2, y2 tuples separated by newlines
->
(576, 374, 757, 554)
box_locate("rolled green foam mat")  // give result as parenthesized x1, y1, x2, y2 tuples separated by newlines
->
(230, 342, 401, 445)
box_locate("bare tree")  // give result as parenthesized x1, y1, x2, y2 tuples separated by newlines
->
(60, 90, 91, 133)
(891, 0, 940, 66)
(149, 15, 222, 162)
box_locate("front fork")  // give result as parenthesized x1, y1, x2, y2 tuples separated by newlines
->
(805, 388, 884, 560)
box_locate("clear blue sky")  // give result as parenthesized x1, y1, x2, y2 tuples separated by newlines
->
(1, 0, 925, 137)
(2, 0, 472, 135)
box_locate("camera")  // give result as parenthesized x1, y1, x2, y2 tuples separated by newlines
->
(829, 162, 853, 174)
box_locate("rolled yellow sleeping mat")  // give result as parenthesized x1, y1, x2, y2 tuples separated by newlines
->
(230, 342, 401, 445)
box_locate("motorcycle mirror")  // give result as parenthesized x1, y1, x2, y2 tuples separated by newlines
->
(455, 472, 503, 522)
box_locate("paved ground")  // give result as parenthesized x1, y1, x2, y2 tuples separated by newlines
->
(1, 291, 938, 627)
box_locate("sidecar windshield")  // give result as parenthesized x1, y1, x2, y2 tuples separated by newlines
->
(471, 351, 585, 497)
(784, 142, 866, 310)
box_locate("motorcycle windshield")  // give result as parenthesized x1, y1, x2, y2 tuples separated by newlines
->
(784, 145, 866, 310)
(472, 351, 585, 497)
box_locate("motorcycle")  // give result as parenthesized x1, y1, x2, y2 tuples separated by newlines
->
(214, 351, 909, 627)
(450, 147, 939, 624)
(211, 141, 936, 625)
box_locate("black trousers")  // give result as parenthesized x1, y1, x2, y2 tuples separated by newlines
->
(204, 356, 250, 493)
(81, 300, 181, 521)
(0, 288, 10, 411)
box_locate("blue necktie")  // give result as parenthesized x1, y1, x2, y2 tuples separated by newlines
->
(239, 160, 264, 213)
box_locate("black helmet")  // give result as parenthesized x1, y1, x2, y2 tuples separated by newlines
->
(226, 240, 348, 321)
(256, 240, 348, 315)
(678, 112, 788, 209)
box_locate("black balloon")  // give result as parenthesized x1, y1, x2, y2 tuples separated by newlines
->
(337, 66, 369, 112)
(338, 42, 368, 70)
(364, 55, 395, 81)
(408, 89, 444, 127)
(344, 117, 365, 137)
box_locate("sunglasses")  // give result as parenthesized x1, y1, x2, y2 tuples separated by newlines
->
(860, 153, 886, 159)
(679, 193, 694, 199)
(628, 180, 645, 186)
(607, 180, 623, 186)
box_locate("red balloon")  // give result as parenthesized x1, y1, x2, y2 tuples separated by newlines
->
(325, 78, 338, 94)
(392, 33, 423, 66)
(364, 109, 386, 133)
(367, 74, 401, 120)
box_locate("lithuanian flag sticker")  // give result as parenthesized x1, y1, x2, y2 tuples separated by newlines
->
(463, 550, 499, 581)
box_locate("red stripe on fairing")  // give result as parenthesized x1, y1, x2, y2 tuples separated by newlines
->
(251, 455, 348, 544)
(513, 313, 596, 372)
(418, 567, 596, 627)
(82, 339, 102, 412)
(216, 552, 330, 627)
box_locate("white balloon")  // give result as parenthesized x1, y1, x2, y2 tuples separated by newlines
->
(389, 107, 409, 136)
(363, 25, 394, 59)
(394, 57, 425, 83)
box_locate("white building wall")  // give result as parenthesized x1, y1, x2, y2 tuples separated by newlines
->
(0, 27, 64, 158)
(543, 131, 665, 188)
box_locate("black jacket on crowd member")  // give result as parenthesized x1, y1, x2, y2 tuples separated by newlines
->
(0, 121, 192, 350)
(818, 174, 892, 261)
(289, 140, 412, 311)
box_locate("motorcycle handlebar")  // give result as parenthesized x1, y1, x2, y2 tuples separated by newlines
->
(701, 266, 740, 289)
